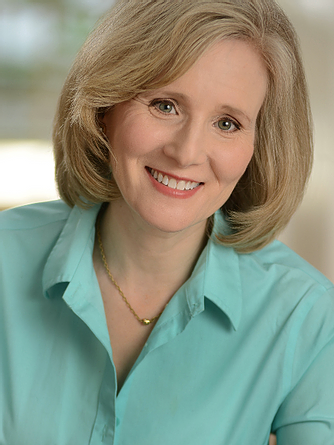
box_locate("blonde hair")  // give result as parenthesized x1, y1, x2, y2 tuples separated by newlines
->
(53, 0, 313, 252)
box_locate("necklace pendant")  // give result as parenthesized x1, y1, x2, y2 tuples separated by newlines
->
(97, 221, 163, 327)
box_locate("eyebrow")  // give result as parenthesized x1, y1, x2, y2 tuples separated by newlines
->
(217, 105, 252, 125)
(139, 90, 252, 125)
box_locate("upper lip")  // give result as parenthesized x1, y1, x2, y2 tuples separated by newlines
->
(146, 166, 203, 184)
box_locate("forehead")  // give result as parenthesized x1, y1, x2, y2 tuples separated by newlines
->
(144, 39, 268, 124)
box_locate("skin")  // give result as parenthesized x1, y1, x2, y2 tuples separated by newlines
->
(95, 39, 268, 391)
(102, 39, 267, 237)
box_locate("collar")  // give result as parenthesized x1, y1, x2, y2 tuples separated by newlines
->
(42, 204, 102, 296)
(42, 205, 242, 331)
(42, 203, 113, 356)
(184, 211, 242, 331)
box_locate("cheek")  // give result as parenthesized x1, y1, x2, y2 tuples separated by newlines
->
(216, 144, 254, 185)
(110, 121, 161, 162)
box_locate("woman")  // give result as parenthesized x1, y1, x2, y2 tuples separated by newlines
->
(1, 0, 333, 444)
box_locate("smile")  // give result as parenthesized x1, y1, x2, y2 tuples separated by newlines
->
(148, 168, 201, 191)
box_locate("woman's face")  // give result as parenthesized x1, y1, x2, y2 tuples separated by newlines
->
(102, 39, 268, 234)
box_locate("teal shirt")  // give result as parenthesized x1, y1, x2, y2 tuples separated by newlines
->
(1, 200, 334, 445)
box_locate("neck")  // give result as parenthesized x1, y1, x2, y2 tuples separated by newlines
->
(96, 199, 208, 302)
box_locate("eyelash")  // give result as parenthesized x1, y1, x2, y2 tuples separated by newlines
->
(149, 99, 241, 133)
(150, 99, 177, 115)
(216, 118, 241, 133)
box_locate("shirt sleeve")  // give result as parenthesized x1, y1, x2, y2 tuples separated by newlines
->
(272, 287, 334, 445)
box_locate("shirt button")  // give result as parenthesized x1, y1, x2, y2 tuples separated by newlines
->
(116, 417, 120, 427)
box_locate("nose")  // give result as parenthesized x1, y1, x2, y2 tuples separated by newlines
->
(162, 120, 208, 168)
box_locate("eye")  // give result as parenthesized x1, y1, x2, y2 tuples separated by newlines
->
(217, 118, 240, 132)
(151, 100, 177, 115)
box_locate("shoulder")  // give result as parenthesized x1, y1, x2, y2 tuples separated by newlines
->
(0, 200, 71, 232)
(234, 239, 334, 332)
(236, 241, 334, 383)
(0, 200, 72, 268)
(243, 239, 333, 292)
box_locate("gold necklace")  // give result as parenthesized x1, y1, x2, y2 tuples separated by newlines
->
(96, 224, 163, 326)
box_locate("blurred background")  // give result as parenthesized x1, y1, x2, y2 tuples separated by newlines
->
(0, 0, 333, 282)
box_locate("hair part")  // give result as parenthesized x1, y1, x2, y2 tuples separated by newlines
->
(53, 0, 313, 252)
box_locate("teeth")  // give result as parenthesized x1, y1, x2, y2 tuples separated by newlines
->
(149, 168, 199, 191)
(162, 175, 169, 186)
(176, 180, 186, 190)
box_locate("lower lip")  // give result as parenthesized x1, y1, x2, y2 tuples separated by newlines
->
(146, 169, 203, 199)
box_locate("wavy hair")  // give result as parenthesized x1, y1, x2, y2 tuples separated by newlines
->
(53, 0, 313, 252)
